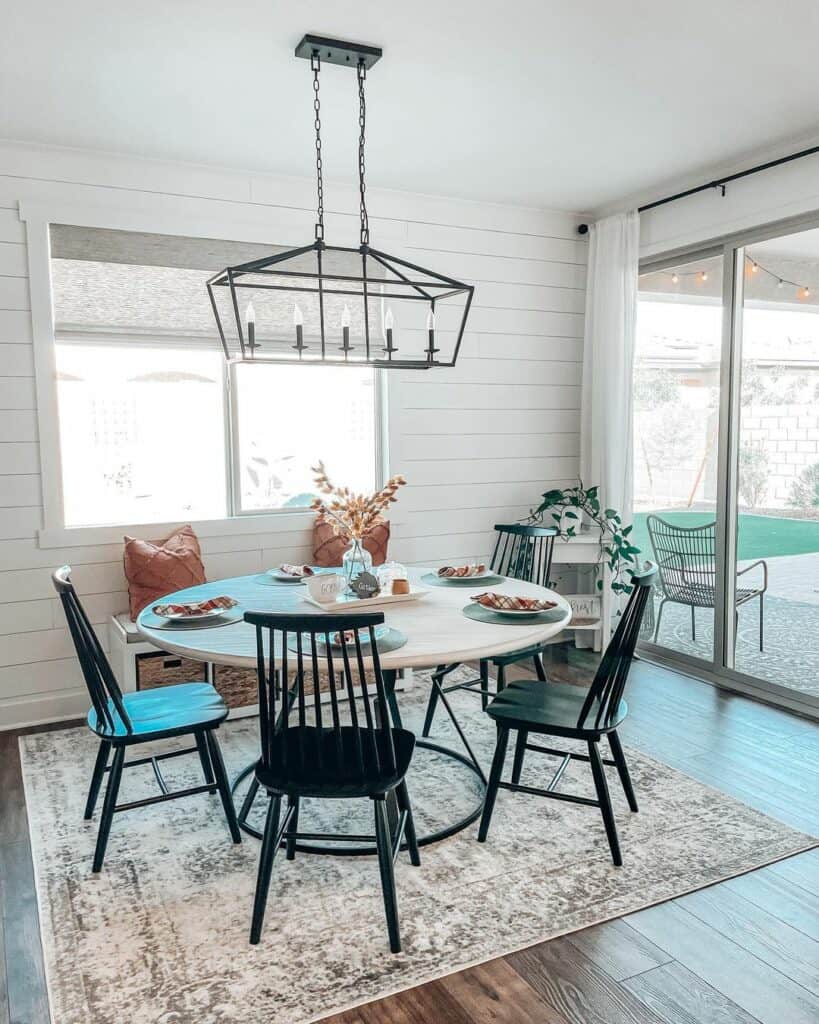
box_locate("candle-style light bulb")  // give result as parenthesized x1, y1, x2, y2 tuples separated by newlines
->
(803, 287, 811, 299)
(426, 306, 439, 362)
(384, 306, 395, 357)
(751, 261, 759, 274)
(292, 302, 306, 355)
(700, 271, 708, 282)
(245, 301, 257, 353)
(340, 303, 352, 356)
(671, 273, 679, 284)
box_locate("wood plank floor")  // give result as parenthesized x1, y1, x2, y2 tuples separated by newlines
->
(0, 652, 816, 1024)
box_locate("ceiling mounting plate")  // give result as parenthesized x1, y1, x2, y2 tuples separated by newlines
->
(295, 34, 382, 70)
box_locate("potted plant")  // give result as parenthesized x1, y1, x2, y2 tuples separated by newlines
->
(524, 481, 641, 595)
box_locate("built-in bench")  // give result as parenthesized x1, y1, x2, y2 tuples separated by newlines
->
(108, 614, 260, 718)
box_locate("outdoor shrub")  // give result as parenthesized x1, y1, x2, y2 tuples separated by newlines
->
(789, 462, 819, 510)
(738, 440, 768, 509)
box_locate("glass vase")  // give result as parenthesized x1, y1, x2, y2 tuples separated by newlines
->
(342, 537, 373, 592)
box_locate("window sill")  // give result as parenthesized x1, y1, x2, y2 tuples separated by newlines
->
(37, 509, 318, 550)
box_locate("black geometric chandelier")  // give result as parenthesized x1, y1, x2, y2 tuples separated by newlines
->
(206, 35, 474, 369)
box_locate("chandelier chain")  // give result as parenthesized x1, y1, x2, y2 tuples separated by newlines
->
(311, 52, 324, 241)
(357, 59, 370, 246)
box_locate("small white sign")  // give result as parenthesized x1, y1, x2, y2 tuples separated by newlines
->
(564, 593, 601, 621)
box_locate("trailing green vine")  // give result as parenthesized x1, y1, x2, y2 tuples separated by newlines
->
(524, 481, 641, 595)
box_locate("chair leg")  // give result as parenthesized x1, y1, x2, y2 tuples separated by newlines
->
(396, 780, 421, 867)
(477, 726, 510, 843)
(239, 775, 260, 825)
(588, 740, 622, 866)
(285, 795, 299, 860)
(386, 689, 403, 730)
(479, 660, 490, 711)
(373, 797, 402, 954)
(84, 740, 111, 820)
(194, 731, 215, 787)
(205, 729, 241, 844)
(608, 730, 638, 812)
(496, 664, 507, 693)
(250, 795, 281, 944)
(421, 664, 446, 737)
(532, 654, 547, 682)
(92, 745, 125, 873)
(653, 598, 666, 642)
(691, 604, 696, 642)
(759, 592, 764, 652)
(511, 729, 528, 785)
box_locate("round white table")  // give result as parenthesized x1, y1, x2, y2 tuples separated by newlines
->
(137, 567, 571, 849)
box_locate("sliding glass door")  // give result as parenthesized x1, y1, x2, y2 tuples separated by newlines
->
(633, 253, 724, 666)
(732, 230, 819, 703)
(636, 221, 819, 717)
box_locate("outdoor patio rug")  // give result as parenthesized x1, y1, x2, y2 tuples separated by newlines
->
(652, 594, 819, 698)
(21, 670, 817, 1024)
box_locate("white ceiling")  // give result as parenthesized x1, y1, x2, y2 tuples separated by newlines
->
(3, 1, 819, 213)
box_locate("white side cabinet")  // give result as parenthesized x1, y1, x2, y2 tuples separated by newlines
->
(550, 532, 612, 652)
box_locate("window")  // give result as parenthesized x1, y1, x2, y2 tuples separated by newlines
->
(56, 343, 227, 527)
(233, 363, 376, 513)
(49, 225, 380, 529)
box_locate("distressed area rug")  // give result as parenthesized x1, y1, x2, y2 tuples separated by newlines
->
(21, 670, 817, 1024)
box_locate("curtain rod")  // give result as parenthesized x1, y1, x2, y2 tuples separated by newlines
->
(576, 144, 819, 235)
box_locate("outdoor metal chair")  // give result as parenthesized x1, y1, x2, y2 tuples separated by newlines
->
(646, 515, 767, 651)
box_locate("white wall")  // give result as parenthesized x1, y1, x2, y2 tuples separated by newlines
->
(0, 141, 587, 728)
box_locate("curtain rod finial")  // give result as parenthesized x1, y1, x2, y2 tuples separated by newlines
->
(578, 223, 589, 235)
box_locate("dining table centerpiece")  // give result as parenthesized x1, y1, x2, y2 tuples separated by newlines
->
(310, 462, 407, 592)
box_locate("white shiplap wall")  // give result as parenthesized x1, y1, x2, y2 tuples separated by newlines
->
(0, 141, 587, 729)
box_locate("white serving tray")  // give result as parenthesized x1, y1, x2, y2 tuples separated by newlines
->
(302, 586, 430, 613)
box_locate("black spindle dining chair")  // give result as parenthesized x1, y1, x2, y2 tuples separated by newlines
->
(52, 566, 240, 873)
(647, 515, 767, 651)
(421, 524, 558, 761)
(244, 610, 420, 953)
(477, 562, 657, 866)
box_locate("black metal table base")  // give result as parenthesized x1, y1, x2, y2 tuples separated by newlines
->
(230, 738, 486, 855)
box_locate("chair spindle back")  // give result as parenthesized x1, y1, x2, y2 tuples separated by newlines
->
(244, 610, 396, 779)
(578, 562, 657, 731)
(52, 565, 132, 734)
(490, 523, 558, 587)
(646, 515, 716, 602)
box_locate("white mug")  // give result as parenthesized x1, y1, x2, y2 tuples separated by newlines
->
(306, 572, 344, 604)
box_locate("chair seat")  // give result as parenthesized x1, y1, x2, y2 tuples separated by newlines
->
(255, 726, 415, 798)
(666, 582, 762, 607)
(485, 679, 627, 736)
(87, 681, 228, 743)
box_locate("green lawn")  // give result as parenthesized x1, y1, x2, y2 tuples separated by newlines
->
(631, 510, 819, 562)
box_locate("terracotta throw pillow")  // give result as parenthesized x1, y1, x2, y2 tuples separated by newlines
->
(312, 516, 390, 568)
(123, 525, 206, 620)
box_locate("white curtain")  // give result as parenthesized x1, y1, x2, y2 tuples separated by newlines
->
(579, 210, 640, 521)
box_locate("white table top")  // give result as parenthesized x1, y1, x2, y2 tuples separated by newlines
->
(136, 568, 572, 671)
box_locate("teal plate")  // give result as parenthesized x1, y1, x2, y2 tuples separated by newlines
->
(462, 603, 567, 627)
(286, 626, 407, 655)
(139, 607, 245, 630)
(421, 572, 505, 588)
